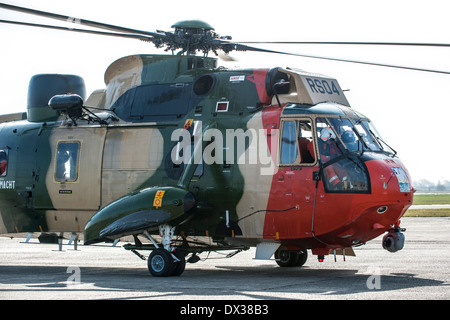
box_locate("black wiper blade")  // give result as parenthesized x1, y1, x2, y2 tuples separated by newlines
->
(368, 129, 397, 156)
(377, 136, 397, 156)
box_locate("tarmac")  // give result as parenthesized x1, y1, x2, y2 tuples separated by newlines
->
(0, 217, 449, 301)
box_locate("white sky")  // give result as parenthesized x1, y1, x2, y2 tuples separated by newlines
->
(1, 0, 450, 183)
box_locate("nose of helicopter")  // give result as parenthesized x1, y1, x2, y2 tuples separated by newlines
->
(343, 157, 413, 246)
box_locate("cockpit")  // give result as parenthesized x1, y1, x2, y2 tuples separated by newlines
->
(279, 103, 397, 194)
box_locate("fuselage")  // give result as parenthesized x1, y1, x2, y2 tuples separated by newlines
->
(0, 54, 413, 256)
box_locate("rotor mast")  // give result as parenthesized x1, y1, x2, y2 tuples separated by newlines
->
(167, 20, 231, 56)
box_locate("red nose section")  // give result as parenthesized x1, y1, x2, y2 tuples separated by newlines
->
(262, 156, 413, 250)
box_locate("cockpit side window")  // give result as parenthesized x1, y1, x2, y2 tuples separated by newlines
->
(297, 120, 315, 164)
(280, 121, 298, 165)
(316, 118, 344, 164)
(280, 118, 316, 165)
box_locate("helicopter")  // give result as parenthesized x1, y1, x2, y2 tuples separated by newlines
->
(1, 2, 436, 277)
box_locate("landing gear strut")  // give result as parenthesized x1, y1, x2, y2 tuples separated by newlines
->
(123, 224, 249, 277)
(145, 224, 186, 277)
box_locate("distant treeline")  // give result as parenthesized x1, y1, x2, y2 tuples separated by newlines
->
(413, 179, 450, 191)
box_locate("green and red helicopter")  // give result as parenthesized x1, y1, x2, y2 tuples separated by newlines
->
(2, 2, 438, 277)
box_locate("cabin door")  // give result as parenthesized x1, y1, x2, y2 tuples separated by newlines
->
(34, 126, 106, 211)
(264, 118, 319, 238)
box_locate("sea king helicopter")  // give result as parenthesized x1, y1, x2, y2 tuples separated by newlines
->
(3, 2, 440, 277)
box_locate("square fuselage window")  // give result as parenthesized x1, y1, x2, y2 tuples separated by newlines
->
(55, 142, 80, 182)
(0, 149, 8, 177)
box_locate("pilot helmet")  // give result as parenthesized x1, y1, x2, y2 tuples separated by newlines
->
(341, 130, 357, 143)
(320, 127, 336, 141)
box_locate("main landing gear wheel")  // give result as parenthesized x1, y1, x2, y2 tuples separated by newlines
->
(145, 224, 187, 277)
(275, 248, 308, 267)
(148, 248, 174, 277)
(147, 248, 186, 277)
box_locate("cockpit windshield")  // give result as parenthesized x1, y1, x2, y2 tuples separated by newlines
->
(316, 117, 394, 159)
(315, 117, 373, 193)
(361, 120, 396, 155)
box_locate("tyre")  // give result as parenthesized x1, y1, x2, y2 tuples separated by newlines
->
(148, 248, 174, 277)
(170, 248, 186, 276)
(275, 249, 299, 267)
(294, 250, 308, 267)
(275, 249, 308, 267)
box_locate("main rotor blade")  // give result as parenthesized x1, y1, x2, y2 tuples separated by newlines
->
(0, 2, 165, 39)
(237, 41, 450, 48)
(0, 19, 155, 42)
(231, 43, 450, 75)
